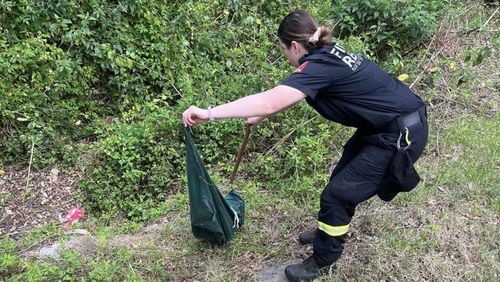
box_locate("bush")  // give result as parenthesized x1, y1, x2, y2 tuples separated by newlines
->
(331, 0, 446, 72)
(67, 0, 332, 219)
(1, 0, 447, 219)
(0, 0, 294, 164)
(0, 36, 99, 166)
(77, 102, 184, 220)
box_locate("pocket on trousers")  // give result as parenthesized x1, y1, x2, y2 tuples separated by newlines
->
(377, 148, 421, 202)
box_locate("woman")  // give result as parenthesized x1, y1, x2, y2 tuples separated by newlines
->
(182, 10, 428, 282)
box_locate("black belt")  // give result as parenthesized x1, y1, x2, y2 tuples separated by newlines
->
(380, 106, 427, 133)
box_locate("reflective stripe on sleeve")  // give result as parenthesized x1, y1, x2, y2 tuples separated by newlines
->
(318, 221, 349, 237)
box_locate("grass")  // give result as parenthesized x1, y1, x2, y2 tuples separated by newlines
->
(3, 113, 497, 281)
(1, 1, 498, 281)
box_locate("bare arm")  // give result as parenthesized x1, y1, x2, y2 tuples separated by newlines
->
(182, 85, 306, 126)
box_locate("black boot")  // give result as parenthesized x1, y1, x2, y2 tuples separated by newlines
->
(285, 256, 326, 282)
(298, 230, 316, 245)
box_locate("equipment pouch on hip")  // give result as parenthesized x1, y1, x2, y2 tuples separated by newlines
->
(377, 146, 420, 202)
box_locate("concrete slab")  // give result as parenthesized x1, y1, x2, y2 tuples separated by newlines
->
(257, 260, 301, 282)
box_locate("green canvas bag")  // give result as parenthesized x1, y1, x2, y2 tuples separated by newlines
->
(184, 127, 245, 245)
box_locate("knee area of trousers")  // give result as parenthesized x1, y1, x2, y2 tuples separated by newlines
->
(321, 181, 348, 202)
(320, 189, 344, 207)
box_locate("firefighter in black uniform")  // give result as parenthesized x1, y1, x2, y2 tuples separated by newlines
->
(183, 10, 428, 282)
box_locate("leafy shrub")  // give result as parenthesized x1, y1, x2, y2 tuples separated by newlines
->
(1, 0, 447, 219)
(0, 0, 291, 163)
(0, 36, 99, 166)
(70, 0, 331, 219)
(77, 102, 183, 220)
(331, 0, 446, 71)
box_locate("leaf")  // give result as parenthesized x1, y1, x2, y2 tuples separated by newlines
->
(429, 67, 440, 73)
(464, 50, 471, 62)
(473, 47, 491, 66)
(449, 62, 457, 72)
(397, 73, 409, 81)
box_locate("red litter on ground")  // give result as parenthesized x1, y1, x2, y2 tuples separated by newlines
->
(60, 207, 85, 230)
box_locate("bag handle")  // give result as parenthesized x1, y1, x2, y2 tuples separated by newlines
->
(229, 124, 251, 185)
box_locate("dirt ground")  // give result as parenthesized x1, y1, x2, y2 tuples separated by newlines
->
(0, 165, 80, 237)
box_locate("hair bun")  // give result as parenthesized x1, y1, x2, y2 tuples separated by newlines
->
(308, 27, 322, 44)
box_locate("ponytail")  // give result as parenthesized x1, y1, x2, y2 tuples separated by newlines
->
(307, 26, 332, 49)
(278, 10, 332, 51)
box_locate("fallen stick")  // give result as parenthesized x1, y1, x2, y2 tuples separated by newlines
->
(26, 138, 35, 192)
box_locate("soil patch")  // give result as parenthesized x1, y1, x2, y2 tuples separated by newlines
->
(0, 165, 80, 237)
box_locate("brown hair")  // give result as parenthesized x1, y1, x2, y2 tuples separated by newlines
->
(277, 10, 332, 51)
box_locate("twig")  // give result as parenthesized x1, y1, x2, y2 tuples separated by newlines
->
(171, 83, 183, 98)
(457, 3, 477, 18)
(415, 14, 446, 70)
(263, 116, 317, 157)
(330, 19, 342, 34)
(20, 233, 61, 253)
(403, 42, 424, 57)
(410, 48, 444, 90)
(26, 138, 35, 192)
(271, 55, 284, 65)
(0, 213, 8, 224)
(481, 7, 499, 30)
(410, 11, 451, 89)
(1, 229, 32, 238)
(440, 76, 454, 98)
(435, 129, 441, 157)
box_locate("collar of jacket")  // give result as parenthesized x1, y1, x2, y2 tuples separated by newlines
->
(298, 44, 336, 65)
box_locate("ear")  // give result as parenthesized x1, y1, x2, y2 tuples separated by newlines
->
(290, 41, 301, 53)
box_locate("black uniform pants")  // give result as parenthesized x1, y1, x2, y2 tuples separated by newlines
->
(313, 107, 428, 267)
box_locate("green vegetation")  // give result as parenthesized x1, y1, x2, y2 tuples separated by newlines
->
(331, 0, 445, 72)
(1, 0, 451, 219)
(1, 0, 498, 281)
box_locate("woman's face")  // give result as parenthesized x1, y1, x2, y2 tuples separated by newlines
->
(279, 40, 307, 67)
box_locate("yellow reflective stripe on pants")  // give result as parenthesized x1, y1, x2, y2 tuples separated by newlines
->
(318, 221, 349, 237)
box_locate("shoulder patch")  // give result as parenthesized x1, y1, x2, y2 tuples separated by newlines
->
(294, 61, 309, 73)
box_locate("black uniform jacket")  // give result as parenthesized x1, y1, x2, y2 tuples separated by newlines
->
(282, 44, 424, 132)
